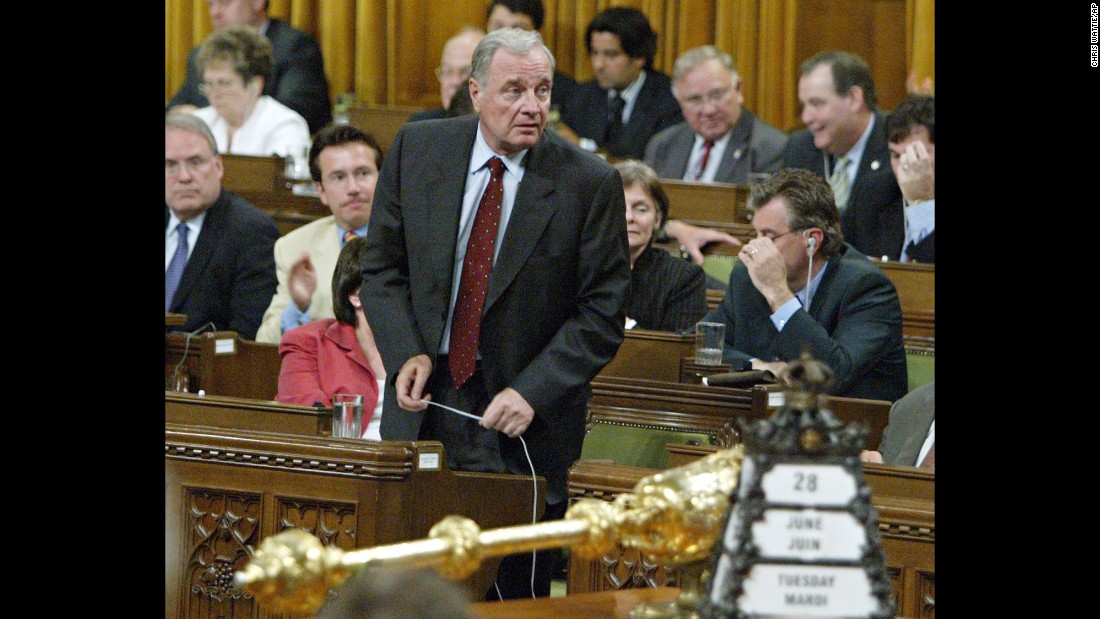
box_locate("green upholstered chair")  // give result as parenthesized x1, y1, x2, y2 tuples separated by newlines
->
(904, 336, 935, 392)
(579, 422, 715, 471)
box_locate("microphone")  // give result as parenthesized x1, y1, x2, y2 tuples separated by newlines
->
(804, 233, 816, 311)
(168, 322, 217, 392)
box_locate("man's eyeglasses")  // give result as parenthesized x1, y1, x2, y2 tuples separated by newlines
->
(199, 79, 241, 96)
(166, 157, 213, 177)
(680, 87, 731, 109)
(435, 65, 471, 81)
(756, 229, 802, 242)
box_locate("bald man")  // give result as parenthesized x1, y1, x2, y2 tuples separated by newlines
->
(408, 27, 486, 122)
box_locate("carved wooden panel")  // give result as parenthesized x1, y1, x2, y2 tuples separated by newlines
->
(183, 488, 261, 619)
(917, 569, 935, 618)
(277, 497, 358, 551)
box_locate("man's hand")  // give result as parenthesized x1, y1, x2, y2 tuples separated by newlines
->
(480, 387, 535, 438)
(751, 359, 789, 380)
(395, 354, 433, 411)
(288, 252, 318, 312)
(860, 450, 885, 464)
(896, 141, 934, 204)
(664, 220, 742, 265)
(738, 238, 793, 311)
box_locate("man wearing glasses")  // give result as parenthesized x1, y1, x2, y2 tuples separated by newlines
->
(645, 45, 787, 185)
(700, 168, 908, 403)
(643, 45, 790, 267)
(409, 27, 486, 123)
(165, 113, 279, 340)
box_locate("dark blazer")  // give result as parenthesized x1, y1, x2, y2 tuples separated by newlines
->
(167, 19, 333, 134)
(361, 115, 630, 502)
(844, 195, 936, 263)
(560, 70, 683, 160)
(408, 107, 447, 123)
(165, 190, 279, 340)
(781, 111, 903, 260)
(644, 110, 789, 183)
(878, 381, 935, 466)
(627, 246, 707, 332)
(702, 243, 908, 402)
(550, 70, 578, 110)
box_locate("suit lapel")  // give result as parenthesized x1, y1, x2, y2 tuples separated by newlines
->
(483, 137, 558, 314)
(849, 111, 890, 210)
(172, 194, 226, 307)
(671, 126, 695, 178)
(425, 119, 479, 296)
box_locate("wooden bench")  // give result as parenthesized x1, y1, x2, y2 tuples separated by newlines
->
(660, 179, 751, 226)
(166, 419, 545, 619)
(565, 457, 933, 617)
(165, 331, 282, 400)
(218, 153, 329, 235)
(346, 102, 425, 154)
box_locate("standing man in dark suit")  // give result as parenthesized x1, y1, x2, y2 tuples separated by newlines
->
(645, 45, 787, 184)
(165, 113, 279, 340)
(701, 169, 907, 402)
(557, 6, 682, 160)
(360, 28, 629, 600)
(166, 0, 332, 134)
(780, 51, 901, 261)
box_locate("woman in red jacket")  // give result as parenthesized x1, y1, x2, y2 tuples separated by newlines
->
(276, 236, 386, 439)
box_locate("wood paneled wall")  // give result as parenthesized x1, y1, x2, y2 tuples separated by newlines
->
(165, 0, 934, 132)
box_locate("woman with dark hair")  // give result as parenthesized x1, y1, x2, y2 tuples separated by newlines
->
(276, 236, 386, 439)
(615, 160, 707, 331)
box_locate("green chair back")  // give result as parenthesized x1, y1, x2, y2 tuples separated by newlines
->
(579, 423, 715, 470)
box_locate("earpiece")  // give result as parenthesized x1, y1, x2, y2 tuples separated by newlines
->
(805, 233, 817, 250)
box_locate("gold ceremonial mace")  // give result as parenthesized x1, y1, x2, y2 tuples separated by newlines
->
(235, 445, 744, 618)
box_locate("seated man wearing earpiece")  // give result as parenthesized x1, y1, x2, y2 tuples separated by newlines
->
(699, 168, 907, 402)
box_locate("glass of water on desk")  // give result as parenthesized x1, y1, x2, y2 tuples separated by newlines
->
(694, 321, 725, 365)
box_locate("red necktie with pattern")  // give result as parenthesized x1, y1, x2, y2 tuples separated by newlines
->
(694, 140, 715, 180)
(449, 157, 505, 388)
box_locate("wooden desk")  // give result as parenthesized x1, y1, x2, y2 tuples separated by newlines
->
(660, 179, 751, 226)
(219, 153, 330, 235)
(346, 103, 424, 153)
(470, 587, 680, 619)
(166, 313, 186, 327)
(471, 588, 918, 619)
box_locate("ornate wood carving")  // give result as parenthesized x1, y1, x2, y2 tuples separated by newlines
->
(184, 488, 261, 618)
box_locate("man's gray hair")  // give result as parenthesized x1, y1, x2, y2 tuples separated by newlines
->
(671, 45, 740, 99)
(470, 27, 555, 86)
(166, 113, 218, 155)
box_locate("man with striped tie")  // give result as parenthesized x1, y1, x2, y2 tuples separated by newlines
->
(255, 125, 385, 344)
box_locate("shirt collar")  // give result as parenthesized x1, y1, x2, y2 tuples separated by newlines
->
(469, 124, 528, 177)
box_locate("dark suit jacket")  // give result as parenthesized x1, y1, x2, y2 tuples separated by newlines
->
(560, 70, 683, 160)
(408, 107, 447, 123)
(361, 115, 630, 502)
(644, 110, 788, 183)
(844, 195, 936, 263)
(167, 19, 333, 134)
(165, 190, 279, 340)
(781, 111, 903, 260)
(627, 246, 707, 332)
(702, 243, 908, 402)
(878, 381, 934, 466)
